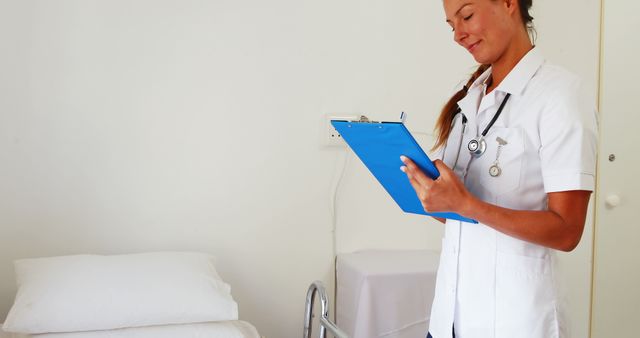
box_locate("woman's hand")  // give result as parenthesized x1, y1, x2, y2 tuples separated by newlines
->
(400, 156, 473, 216)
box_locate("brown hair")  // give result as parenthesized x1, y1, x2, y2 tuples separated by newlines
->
(432, 0, 534, 151)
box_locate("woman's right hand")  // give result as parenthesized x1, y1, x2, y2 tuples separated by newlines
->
(400, 156, 474, 217)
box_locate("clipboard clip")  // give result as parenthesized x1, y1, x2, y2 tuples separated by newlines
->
(347, 112, 407, 123)
(338, 115, 374, 123)
(356, 115, 371, 123)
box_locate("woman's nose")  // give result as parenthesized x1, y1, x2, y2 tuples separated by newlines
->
(454, 26, 467, 44)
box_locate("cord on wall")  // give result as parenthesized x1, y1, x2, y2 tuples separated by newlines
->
(330, 149, 349, 257)
(329, 148, 349, 320)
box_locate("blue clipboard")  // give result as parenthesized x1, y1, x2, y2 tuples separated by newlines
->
(332, 119, 477, 223)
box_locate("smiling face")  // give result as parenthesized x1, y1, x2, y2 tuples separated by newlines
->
(444, 0, 521, 65)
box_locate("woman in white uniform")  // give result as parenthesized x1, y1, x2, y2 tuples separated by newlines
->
(399, 0, 598, 338)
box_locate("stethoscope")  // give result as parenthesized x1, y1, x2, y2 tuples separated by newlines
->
(467, 93, 511, 157)
(444, 93, 511, 173)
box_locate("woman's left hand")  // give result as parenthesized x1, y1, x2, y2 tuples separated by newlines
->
(400, 156, 473, 215)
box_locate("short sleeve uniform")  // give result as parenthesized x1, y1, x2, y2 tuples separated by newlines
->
(428, 48, 598, 338)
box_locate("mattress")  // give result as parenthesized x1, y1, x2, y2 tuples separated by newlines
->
(0, 321, 260, 338)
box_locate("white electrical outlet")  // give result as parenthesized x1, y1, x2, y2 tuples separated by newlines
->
(323, 114, 360, 146)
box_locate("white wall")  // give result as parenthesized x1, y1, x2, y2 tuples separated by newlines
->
(0, 1, 340, 337)
(0, 1, 600, 338)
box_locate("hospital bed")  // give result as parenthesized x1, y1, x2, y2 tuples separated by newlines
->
(0, 321, 261, 338)
(1, 253, 348, 338)
(0, 252, 262, 338)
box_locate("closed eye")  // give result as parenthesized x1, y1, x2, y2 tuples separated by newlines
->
(449, 13, 473, 31)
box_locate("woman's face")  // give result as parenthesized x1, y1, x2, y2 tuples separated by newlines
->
(443, 0, 517, 64)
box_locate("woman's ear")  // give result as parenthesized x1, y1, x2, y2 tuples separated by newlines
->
(503, 0, 519, 15)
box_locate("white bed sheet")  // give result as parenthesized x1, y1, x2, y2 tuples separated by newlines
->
(336, 250, 440, 338)
(0, 321, 260, 338)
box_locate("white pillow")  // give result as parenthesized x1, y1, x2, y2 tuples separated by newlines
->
(2, 252, 238, 334)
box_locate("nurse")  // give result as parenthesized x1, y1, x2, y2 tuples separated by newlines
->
(400, 0, 598, 338)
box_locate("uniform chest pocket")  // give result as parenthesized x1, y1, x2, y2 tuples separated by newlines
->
(478, 127, 524, 197)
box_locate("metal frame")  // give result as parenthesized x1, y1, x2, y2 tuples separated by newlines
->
(303, 281, 349, 338)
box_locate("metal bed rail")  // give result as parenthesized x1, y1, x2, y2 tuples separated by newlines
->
(303, 280, 350, 338)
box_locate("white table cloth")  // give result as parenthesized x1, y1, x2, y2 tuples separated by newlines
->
(336, 250, 440, 338)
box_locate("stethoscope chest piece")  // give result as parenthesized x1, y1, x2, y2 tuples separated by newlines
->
(468, 137, 487, 157)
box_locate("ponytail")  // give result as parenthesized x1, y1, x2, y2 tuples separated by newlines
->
(432, 64, 490, 151)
